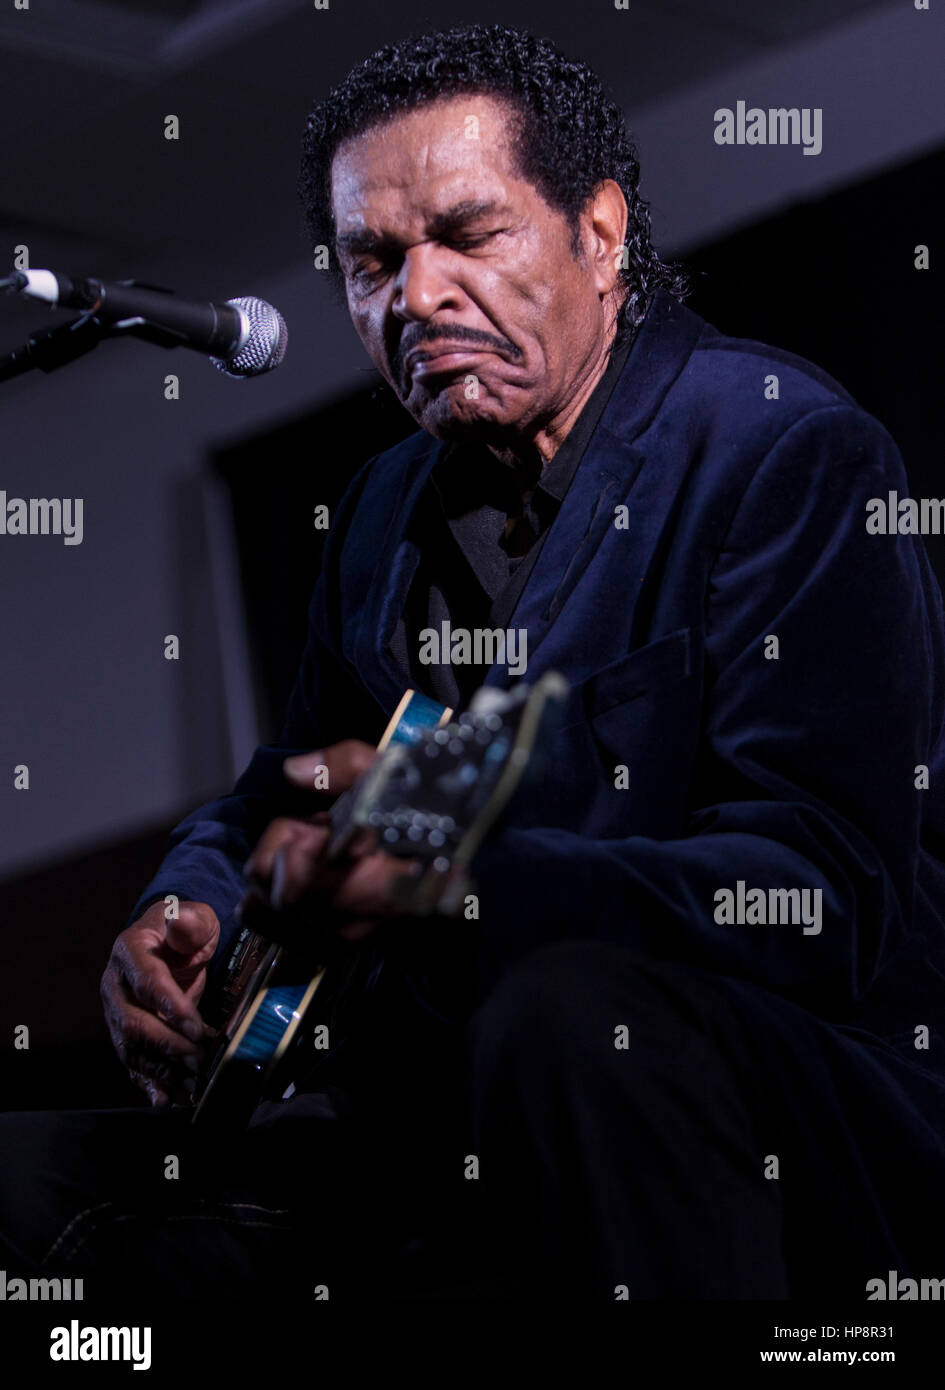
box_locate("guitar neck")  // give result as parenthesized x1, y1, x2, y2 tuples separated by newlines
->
(325, 689, 452, 860)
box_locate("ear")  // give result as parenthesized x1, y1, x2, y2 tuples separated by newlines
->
(580, 179, 628, 299)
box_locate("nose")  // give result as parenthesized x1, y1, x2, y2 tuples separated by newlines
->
(392, 243, 463, 323)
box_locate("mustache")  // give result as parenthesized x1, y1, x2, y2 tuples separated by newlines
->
(394, 323, 521, 381)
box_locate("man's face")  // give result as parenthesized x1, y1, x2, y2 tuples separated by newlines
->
(330, 95, 621, 446)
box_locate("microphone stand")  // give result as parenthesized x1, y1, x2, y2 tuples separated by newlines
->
(0, 311, 193, 385)
(0, 311, 115, 383)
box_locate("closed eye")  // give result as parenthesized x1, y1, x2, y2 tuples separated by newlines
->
(347, 260, 392, 293)
(445, 231, 501, 251)
(344, 228, 504, 290)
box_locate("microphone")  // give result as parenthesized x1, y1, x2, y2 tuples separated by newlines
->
(6, 269, 288, 378)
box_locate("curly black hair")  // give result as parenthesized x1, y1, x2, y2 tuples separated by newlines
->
(299, 24, 688, 344)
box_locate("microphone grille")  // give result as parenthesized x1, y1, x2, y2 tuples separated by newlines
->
(212, 296, 288, 378)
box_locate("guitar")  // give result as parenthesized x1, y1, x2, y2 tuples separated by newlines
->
(192, 671, 568, 1127)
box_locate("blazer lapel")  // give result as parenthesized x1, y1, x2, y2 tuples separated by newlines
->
(353, 442, 442, 713)
(487, 436, 640, 685)
(485, 293, 707, 685)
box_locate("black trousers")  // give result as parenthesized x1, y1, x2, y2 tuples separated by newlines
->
(1, 942, 943, 1300)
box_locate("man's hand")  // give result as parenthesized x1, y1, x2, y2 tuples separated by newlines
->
(101, 900, 219, 1107)
(240, 817, 420, 942)
(240, 738, 420, 945)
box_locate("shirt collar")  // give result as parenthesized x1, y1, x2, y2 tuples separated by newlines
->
(533, 328, 634, 505)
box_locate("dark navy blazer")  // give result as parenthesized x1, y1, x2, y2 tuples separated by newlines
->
(129, 291, 945, 1050)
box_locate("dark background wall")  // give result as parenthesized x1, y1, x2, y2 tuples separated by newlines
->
(0, 0, 941, 1105)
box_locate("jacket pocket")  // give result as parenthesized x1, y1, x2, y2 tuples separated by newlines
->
(557, 627, 692, 732)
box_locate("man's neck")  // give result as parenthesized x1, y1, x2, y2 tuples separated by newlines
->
(486, 316, 620, 496)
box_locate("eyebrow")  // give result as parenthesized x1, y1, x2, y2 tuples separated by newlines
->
(335, 200, 506, 256)
(428, 200, 504, 237)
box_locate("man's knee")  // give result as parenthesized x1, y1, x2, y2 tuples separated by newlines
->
(0, 1106, 192, 1270)
(467, 939, 751, 1087)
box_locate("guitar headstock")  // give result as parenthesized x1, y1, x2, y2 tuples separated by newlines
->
(349, 670, 568, 914)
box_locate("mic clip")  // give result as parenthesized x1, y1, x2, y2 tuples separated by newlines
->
(0, 311, 110, 383)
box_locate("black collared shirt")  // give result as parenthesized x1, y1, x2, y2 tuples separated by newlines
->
(394, 329, 634, 708)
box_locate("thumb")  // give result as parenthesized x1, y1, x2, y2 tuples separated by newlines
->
(165, 902, 219, 960)
(283, 750, 329, 789)
(283, 740, 376, 794)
